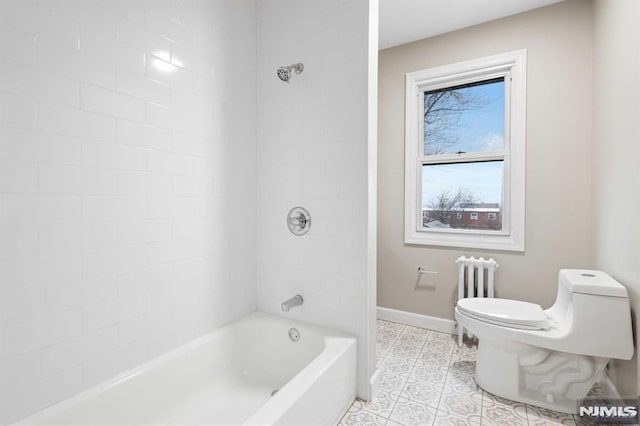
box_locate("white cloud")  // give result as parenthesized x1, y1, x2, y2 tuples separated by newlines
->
(481, 132, 504, 152)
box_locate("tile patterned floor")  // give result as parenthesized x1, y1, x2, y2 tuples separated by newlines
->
(339, 320, 607, 426)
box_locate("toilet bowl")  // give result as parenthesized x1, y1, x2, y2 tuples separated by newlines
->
(455, 269, 634, 414)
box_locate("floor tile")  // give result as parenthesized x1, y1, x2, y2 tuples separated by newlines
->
(377, 369, 410, 395)
(400, 374, 445, 408)
(418, 350, 451, 367)
(390, 343, 423, 359)
(341, 320, 605, 426)
(448, 359, 476, 377)
(527, 405, 577, 425)
(438, 386, 483, 420)
(403, 325, 432, 337)
(380, 355, 417, 375)
(411, 364, 448, 385)
(352, 391, 399, 419)
(389, 397, 438, 426)
(434, 409, 481, 426)
(481, 392, 528, 426)
(444, 368, 480, 394)
(340, 409, 388, 426)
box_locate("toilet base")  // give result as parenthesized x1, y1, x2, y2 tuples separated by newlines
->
(475, 338, 608, 414)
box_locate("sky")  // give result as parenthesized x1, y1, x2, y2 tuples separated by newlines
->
(422, 80, 505, 207)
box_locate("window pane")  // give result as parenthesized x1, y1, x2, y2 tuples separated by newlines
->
(424, 78, 504, 156)
(421, 161, 503, 231)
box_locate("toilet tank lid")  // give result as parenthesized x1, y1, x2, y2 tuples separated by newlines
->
(560, 269, 628, 298)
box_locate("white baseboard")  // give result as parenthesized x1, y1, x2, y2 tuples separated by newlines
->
(377, 306, 456, 334)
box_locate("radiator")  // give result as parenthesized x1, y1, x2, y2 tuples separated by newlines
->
(455, 256, 499, 346)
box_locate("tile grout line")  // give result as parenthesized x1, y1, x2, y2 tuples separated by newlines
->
(386, 326, 436, 425)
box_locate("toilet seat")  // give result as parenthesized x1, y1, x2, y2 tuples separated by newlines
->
(457, 298, 549, 330)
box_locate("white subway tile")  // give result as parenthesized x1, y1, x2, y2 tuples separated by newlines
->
(82, 299, 118, 332)
(116, 71, 171, 106)
(38, 164, 116, 195)
(0, 25, 36, 66)
(38, 102, 117, 142)
(117, 268, 151, 299)
(0, 287, 43, 327)
(118, 244, 150, 272)
(81, 195, 146, 222)
(37, 195, 83, 224)
(82, 324, 118, 361)
(115, 15, 176, 57)
(117, 119, 172, 150)
(0, 61, 80, 107)
(37, 40, 116, 90)
(37, 132, 83, 165)
(40, 309, 82, 347)
(145, 102, 173, 129)
(82, 140, 147, 171)
(37, 253, 82, 289)
(117, 294, 146, 321)
(0, 351, 41, 389)
(148, 173, 172, 195)
(118, 220, 171, 245)
(145, 9, 192, 47)
(0, 194, 81, 225)
(82, 355, 115, 389)
(112, 342, 148, 373)
(40, 338, 83, 377)
(0, 225, 38, 260)
(117, 171, 149, 195)
(117, 196, 148, 220)
(81, 274, 117, 306)
(147, 196, 193, 219)
(82, 248, 120, 278)
(37, 366, 83, 413)
(81, 84, 145, 122)
(43, 281, 83, 314)
(148, 150, 196, 175)
(81, 222, 118, 249)
(0, 159, 37, 192)
(0, 92, 37, 129)
(38, 223, 82, 254)
(0, 318, 42, 359)
(0, 127, 38, 162)
(118, 315, 150, 346)
(0, 258, 39, 294)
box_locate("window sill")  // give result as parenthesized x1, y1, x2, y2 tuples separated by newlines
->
(405, 229, 524, 252)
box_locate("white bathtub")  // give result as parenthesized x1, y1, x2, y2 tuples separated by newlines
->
(15, 312, 357, 426)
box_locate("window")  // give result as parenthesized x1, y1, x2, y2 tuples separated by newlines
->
(404, 50, 526, 251)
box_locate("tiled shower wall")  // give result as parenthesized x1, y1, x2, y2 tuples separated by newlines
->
(0, 1, 257, 423)
(256, 0, 373, 398)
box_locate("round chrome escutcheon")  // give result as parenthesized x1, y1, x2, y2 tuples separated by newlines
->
(288, 328, 300, 342)
(287, 207, 311, 236)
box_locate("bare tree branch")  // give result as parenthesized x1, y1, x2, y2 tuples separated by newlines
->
(426, 188, 477, 222)
(423, 86, 490, 155)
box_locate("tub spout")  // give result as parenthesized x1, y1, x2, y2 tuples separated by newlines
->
(282, 295, 304, 312)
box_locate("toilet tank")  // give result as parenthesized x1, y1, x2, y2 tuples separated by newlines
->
(559, 269, 629, 298)
(550, 269, 633, 360)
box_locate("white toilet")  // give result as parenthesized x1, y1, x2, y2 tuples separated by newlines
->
(455, 269, 634, 414)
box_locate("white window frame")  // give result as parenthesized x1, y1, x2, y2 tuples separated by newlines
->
(404, 50, 526, 252)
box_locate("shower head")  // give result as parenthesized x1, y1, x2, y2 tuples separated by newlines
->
(277, 63, 304, 83)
